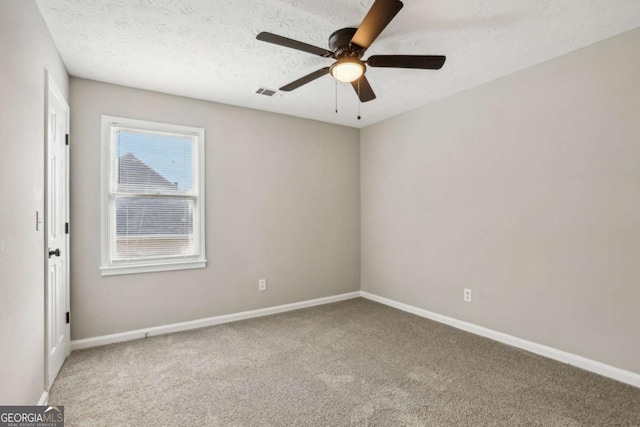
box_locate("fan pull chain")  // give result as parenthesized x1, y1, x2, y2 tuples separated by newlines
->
(335, 79, 338, 113)
(357, 79, 361, 120)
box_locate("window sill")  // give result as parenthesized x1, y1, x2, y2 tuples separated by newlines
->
(100, 259, 207, 276)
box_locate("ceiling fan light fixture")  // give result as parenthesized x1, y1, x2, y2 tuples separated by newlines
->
(330, 58, 365, 83)
(257, 0, 445, 104)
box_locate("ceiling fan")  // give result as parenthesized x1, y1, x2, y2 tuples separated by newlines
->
(256, 0, 446, 103)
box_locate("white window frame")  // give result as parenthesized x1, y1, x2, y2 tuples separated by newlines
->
(100, 115, 206, 276)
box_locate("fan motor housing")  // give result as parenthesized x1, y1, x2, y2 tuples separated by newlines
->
(329, 27, 361, 56)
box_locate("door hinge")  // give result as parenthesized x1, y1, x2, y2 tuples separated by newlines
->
(65, 222, 69, 234)
(66, 312, 70, 324)
(65, 134, 69, 146)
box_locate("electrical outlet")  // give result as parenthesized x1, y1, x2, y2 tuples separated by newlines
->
(258, 279, 267, 291)
(463, 288, 472, 302)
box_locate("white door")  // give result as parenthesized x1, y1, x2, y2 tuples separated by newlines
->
(46, 73, 70, 389)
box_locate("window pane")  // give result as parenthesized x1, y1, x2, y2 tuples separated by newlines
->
(114, 196, 197, 260)
(114, 129, 194, 194)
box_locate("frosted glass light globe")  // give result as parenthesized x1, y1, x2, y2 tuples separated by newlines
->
(330, 59, 365, 83)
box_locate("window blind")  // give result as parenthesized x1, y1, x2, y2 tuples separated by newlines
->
(109, 128, 200, 263)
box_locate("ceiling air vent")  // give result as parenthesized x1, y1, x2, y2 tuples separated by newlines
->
(256, 87, 277, 97)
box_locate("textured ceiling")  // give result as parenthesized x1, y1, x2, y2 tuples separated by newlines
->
(36, 0, 640, 128)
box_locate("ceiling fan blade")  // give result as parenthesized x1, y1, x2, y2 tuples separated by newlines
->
(257, 32, 333, 58)
(280, 67, 331, 91)
(350, 0, 404, 50)
(351, 75, 376, 102)
(367, 55, 446, 69)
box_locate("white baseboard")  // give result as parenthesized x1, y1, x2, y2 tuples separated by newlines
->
(37, 391, 48, 406)
(71, 291, 360, 351)
(69, 289, 639, 388)
(360, 291, 640, 389)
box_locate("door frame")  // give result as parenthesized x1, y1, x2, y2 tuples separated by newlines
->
(44, 70, 71, 391)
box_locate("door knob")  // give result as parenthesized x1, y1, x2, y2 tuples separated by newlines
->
(48, 248, 61, 258)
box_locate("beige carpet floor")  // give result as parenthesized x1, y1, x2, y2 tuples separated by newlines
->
(50, 298, 640, 426)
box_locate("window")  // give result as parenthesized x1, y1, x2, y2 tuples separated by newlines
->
(101, 116, 206, 275)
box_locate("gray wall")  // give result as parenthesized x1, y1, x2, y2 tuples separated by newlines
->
(361, 28, 640, 374)
(70, 78, 360, 340)
(0, 1, 69, 404)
